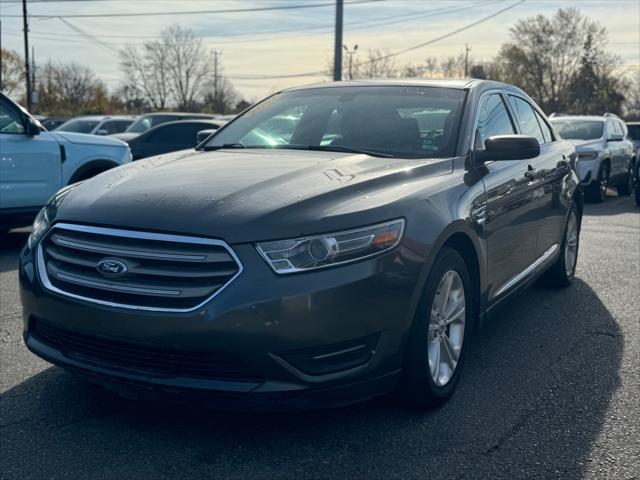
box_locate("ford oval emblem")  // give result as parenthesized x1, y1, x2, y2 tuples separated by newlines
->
(96, 259, 128, 277)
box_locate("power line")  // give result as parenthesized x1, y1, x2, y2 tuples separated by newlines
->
(2, 1, 498, 41)
(0, 0, 386, 18)
(230, 0, 526, 80)
(57, 17, 120, 56)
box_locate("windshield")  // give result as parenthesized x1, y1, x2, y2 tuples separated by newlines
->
(56, 119, 100, 134)
(126, 115, 179, 133)
(627, 125, 640, 140)
(206, 86, 467, 158)
(551, 120, 604, 140)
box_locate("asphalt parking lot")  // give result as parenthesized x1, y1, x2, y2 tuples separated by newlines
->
(1, 196, 638, 480)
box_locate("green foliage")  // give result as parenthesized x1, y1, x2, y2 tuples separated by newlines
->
(1, 48, 25, 97)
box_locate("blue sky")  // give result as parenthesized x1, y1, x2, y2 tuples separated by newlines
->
(1, 0, 639, 101)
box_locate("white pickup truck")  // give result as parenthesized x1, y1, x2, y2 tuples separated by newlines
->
(0, 93, 132, 231)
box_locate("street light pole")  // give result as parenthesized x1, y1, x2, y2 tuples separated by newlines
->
(333, 0, 343, 81)
(343, 44, 358, 80)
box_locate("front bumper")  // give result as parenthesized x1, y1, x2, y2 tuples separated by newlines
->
(19, 235, 424, 409)
(576, 158, 600, 185)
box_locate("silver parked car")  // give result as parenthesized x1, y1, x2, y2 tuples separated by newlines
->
(55, 115, 136, 136)
(550, 113, 634, 202)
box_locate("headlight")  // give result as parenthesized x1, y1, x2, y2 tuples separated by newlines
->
(256, 219, 405, 274)
(27, 182, 81, 249)
(27, 206, 51, 250)
(578, 151, 598, 160)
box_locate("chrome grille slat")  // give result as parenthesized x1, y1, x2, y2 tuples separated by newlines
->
(50, 233, 227, 262)
(45, 245, 238, 279)
(38, 223, 243, 312)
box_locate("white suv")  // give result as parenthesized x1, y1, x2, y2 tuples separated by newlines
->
(0, 93, 132, 231)
(550, 113, 635, 202)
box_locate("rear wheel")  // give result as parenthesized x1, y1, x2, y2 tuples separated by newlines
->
(540, 202, 580, 287)
(400, 247, 472, 408)
(586, 163, 609, 203)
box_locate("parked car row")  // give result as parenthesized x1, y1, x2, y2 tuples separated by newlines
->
(549, 113, 637, 203)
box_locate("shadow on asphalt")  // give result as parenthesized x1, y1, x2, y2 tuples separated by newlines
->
(1, 277, 622, 479)
(583, 194, 640, 216)
(0, 230, 29, 273)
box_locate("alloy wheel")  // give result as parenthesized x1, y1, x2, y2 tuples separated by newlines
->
(599, 165, 609, 200)
(564, 211, 579, 277)
(428, 270, 466, 387)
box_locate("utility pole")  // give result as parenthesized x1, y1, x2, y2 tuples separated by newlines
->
(0, 20, 4, 92)
(464, 43, 471, 78)
(22, 0, 32, 110)
(343, 44, 358, 80)
(31, 46, 37, 107)
(213, 49, 221, 112)
(333, 0, 343, 81)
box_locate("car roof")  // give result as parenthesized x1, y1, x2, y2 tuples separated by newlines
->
(139, 112, 215, 118)
(153, 119, 224, 126)
(282, 78, 521, 93)
(550, 115, 607, 122)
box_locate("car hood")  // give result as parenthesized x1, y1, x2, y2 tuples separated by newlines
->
(56, 149, 453, 244)
(51, 131, 128, 148)
(111, 132, 139, 142)
(567, 138, 604, 150)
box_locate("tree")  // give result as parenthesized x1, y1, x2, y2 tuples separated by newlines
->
(1, 48, 25, 97)
(35, 61, 104, 115)
(623, 69, 640, 119)
(489, 8, 619, 113)
(203, 76, 238, 114)
(119, 40, 171, 110)
(119, 24, 235, 111)
(328, 49, 397, 80)
(162, 25, 209, 110)
(565, 31, 627, 115)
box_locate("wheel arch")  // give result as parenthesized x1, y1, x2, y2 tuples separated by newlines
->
(415, 223, 486, 332)
(68, 159, 119, 184)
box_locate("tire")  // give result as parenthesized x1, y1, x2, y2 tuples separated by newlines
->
(586, 163, 609, 203)
(400, 247, 473, 408)
(617, 165, 633, 196)
(635, 175, 640, 207)
(539, 202, 580, 288)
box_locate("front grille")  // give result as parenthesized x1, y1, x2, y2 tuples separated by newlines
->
(30, 318, 264, 382)
(38, 224, 242, 311)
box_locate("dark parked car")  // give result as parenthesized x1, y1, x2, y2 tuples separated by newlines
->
(113, 112, 216, 142)
(36, 116, 70, 131)
(20, 80, 582, 410)
(124, 119, 226, 160)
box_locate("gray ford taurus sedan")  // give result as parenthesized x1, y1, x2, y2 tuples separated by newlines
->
(19, 80, 582, 409)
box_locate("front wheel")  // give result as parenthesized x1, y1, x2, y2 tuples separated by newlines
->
(400, 247, 472, 408)
(617, 165, 633, 196)
(540, 202, 580, 287)
(586, 163, 609, 203)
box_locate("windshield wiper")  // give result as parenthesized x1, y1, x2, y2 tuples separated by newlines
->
(278, 144, 394, 158)
(201, 143, 246, 151)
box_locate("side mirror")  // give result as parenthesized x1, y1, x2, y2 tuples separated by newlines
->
(474, 135, 540, 163)
(26, 117, 42, 136)
(197, 129, 216, 144)
(608, 132, 623, 142)
(95, 129, 109, 136)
